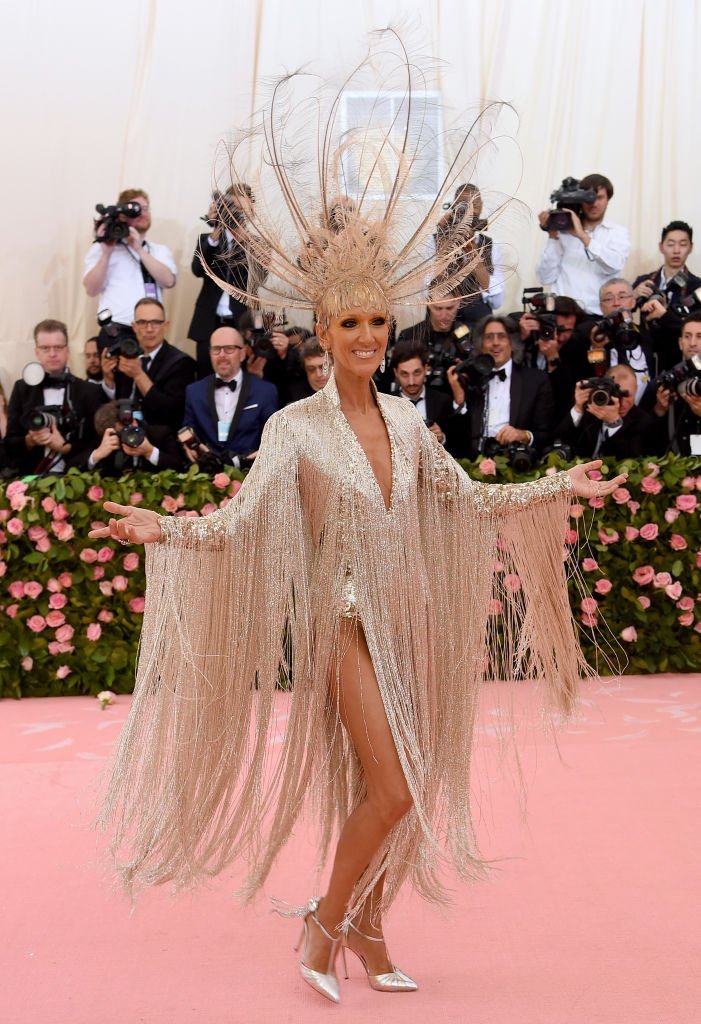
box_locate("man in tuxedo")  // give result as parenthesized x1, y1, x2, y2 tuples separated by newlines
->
(100, 298, 196, 431)
(447, 316, 555, 459)
(188, 185, 268, 378)
(70, 400, 184, 476)
(633, 221, 701, 370)
(555, 363, 661, 457)
(644, 312, 701, 455)
(181, 326, 278, 469)
(389, 340, 462, 450)
(5, 319, 102, 475)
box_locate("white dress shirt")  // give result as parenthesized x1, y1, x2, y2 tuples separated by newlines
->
(83, 240, 177, 325)
(485, 359, 513, 438)
(214, 369, 244, 434)
(535, 219, 631, 314)
(41, 383, 67, 472)
(207, 229, 236, 317)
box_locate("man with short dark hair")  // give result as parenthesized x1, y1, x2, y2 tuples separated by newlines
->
(84, 336, 102, 381)
(287, 338, 331, 402)
(396, 295, 471, 393)
(70, 400, 184, 476)
(645, 312, 701, 455)
(536, 173, 631, 314)
(5, 320, 102, 475)
(389, 340, 459, 448)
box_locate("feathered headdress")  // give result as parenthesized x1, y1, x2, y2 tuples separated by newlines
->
(207, 29, 509, 328)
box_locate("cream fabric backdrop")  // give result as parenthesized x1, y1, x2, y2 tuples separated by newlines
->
(1, 0, 699, 395)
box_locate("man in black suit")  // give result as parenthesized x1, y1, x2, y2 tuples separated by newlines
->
(633, 221, 701, 370)
(5, 319, 102, 475)
(555, 363, 661, 457)
(187, 185, 267, 378)
(643, 312, 701, 455)
(447, 316, 555, 459)
(389, 340, 462, 450)
(101, 298, 196, 431)
(70, 400, 184, 476)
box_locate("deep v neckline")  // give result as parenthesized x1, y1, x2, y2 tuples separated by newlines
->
(325, 376, 395, 513)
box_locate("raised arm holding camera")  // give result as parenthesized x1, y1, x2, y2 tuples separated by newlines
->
(643, 312, 701, 455)
(536, 174, 631, 314)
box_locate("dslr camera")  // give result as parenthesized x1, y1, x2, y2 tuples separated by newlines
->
(454, 350, 494, 390)
(439, 199, 487, 235)
(250, 311, 288, 361)
(542, 177, 597, 233)
(592, 310, 638, 350)
(25, 404, 78, 438)
(655, 354, 701, 399)
(483, 437, 536, 473)
(579, 375, 629, 407)
(425, 323, 472, 389)
(94, 201, 142, 244)
(97, 309, 143, 358)
(115, 401, 146, 449)
(521, 287, 558, 344)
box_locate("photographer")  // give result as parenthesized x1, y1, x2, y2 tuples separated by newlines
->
(536, 174, 631, 314)
(263, 326, 308, 406)
(446, 315, 555, 460)
(287, 338, 332, 403)
(433, 184, 505, 323)
(83, 336, 102, 381)
(555, 364, 661, 458)
(83, 188, 176, 342)
(101, 298, 196, 431)
(72, 400, 184, 476)
(644, 312, 701, 455)
(188, 185, 269, 378)
(389, 340, 463, 451)
(633, 221, 701, 370)
(396, 295, 471, 394)
(181, 326, 277, 470)
(517, 295, 588, 418)
(5, 320, 102, 476)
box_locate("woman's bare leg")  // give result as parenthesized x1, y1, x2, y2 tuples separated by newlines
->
(303, 621, 412, 973)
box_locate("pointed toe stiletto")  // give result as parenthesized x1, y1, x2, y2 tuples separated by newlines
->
(275, 896, 342, 1003)
(342, 921, 418, 992)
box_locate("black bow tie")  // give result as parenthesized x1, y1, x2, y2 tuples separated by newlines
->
(215, 378, 237, 391)
(489, 368, 507, 382)
(43, 373, 67, 388)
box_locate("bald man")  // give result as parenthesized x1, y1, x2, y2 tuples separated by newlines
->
(555, 363, 662, 457)
(181, 326, 278, 467)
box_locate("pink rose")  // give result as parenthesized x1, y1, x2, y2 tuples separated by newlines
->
(580, 597, 598, 614)
(664, 508, 680, 523)
(697, 552, 701, 569)
(161, 495, 179, 513)
(478, 458, 497, 476)
(41, 496, 56, 513)
(582, 558, 598, 572)
(49, 641, 74, 655)
(677, 597, 695, 611)
(48, 592, 67, 609)
(55, 624, 75, 643)
(58, 572, 72, 588)
(588, 497, 604, 509)
(99, 581, 113, 596)
(640, 475, 662, 494)
(52, 503, 69, 521)
(627, 500, 641, 515)
(86, 622, 102, 641)
(80, 548, 98, 564)
(51, 521, 74, 542)
(664, 582, 683, 601)
(565, 529, 578, 545)
(130, 491, 143, 504)
(5, 481, 27, 499)
(669, 534, 687, 551)
(182, 510, 199, 517)
(27, 615, 47, 632)
(695, 622, 701, 635)
(128, 597, 145, 613)
(87, 485, 104, 501)
(632, 566, 655, 586)
(212, 472, 230, 489)
(645, 462, 660, 478)
(46, 577, 62, 592)
(10, 493, 28, 511)
(45, 611, 66, 628)
(678, 612, 694, 627)
(569, 504, 584, 519)
(0, 561, 5, 578)
(638, 596, 651, 610)
(24, 581, 43, 599)
(625, 527, 640, 541)
(6, 604, 19, 618)
(36, 537, 52, 553)
(112, 575, 128, 592)
(8, 580, 25, 599)
(598, 529, 619, 545)
(21, 656, 33, 671)
(612, 488, 630, 504)
(218, 497, 231, 508)
(7, 517, 24, 536)
(620, 626, 638, 643)
(97, 546, 114, 563)
(123, 552, 139, 572)
(0, 509, 8, 521)
(200, 502, 217, 515)
(504, 574, 522, 592)
(230, 480, 242, 496)
(639, 523, 659, 541)
(28, 525, 48, 542)
(97, 609, 114, 623)
(92, 566, 105, 580)
(681, 476, 696, 489)
(676, 494, 698, 513)
(56, 665, 71, 680)
(581, 611, 598, 628)
(653, 572, 672, 588)
(487, 599, 502, 616)
(492, 559, 504, 572)
(595, 579, 613, 595)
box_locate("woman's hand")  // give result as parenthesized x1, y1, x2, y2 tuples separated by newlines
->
(566, 460, 628, 499)
(88, 501, 162, 545)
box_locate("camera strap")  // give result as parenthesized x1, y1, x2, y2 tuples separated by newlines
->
(138, 242, 159, 300)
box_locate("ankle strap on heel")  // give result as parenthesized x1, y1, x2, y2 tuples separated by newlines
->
(347, 920, 384, 942)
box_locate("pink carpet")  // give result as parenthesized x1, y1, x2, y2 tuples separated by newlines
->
(2, 676, 699, 1024)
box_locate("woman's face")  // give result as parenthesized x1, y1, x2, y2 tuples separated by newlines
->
(319, 307, 389, 380)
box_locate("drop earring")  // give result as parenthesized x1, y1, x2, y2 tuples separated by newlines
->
(380, 354, 386, 373)
(322, 347, 330, 376)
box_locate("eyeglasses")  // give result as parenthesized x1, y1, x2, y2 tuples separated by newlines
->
(36, 344, 68, 352)
(210, 345, 244, 354)
(134, 319, 165, 328)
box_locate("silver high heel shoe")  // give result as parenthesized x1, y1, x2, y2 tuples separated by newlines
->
(275, 896, 342, 1003)
(341, 920, 418, 992)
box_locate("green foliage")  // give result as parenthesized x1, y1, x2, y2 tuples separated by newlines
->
(1, 457, 699, 697)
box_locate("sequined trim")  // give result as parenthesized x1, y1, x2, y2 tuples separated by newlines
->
(340, 565, 358, 619)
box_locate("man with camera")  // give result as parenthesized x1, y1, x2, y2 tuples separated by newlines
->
(555, 363, 660, 458)
(536, 174, 631, 314)
(396, 295, 472, 394)
(5, 320, 102, 476)
(180, 326, 278, 470)
(645, 312, 701, 455)
(516, 294, 589, 418)
(83, 188, 177, 343)
(188, 185, 269, 378)
(71, 400, 184, 476)
(633, 221, 701, 370)
(100, 298, 196, 431)
(389, 340, 463, 450)
(446, 315, 555, 461)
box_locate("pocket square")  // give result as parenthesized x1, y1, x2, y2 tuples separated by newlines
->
(243, 403, 259, 410)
